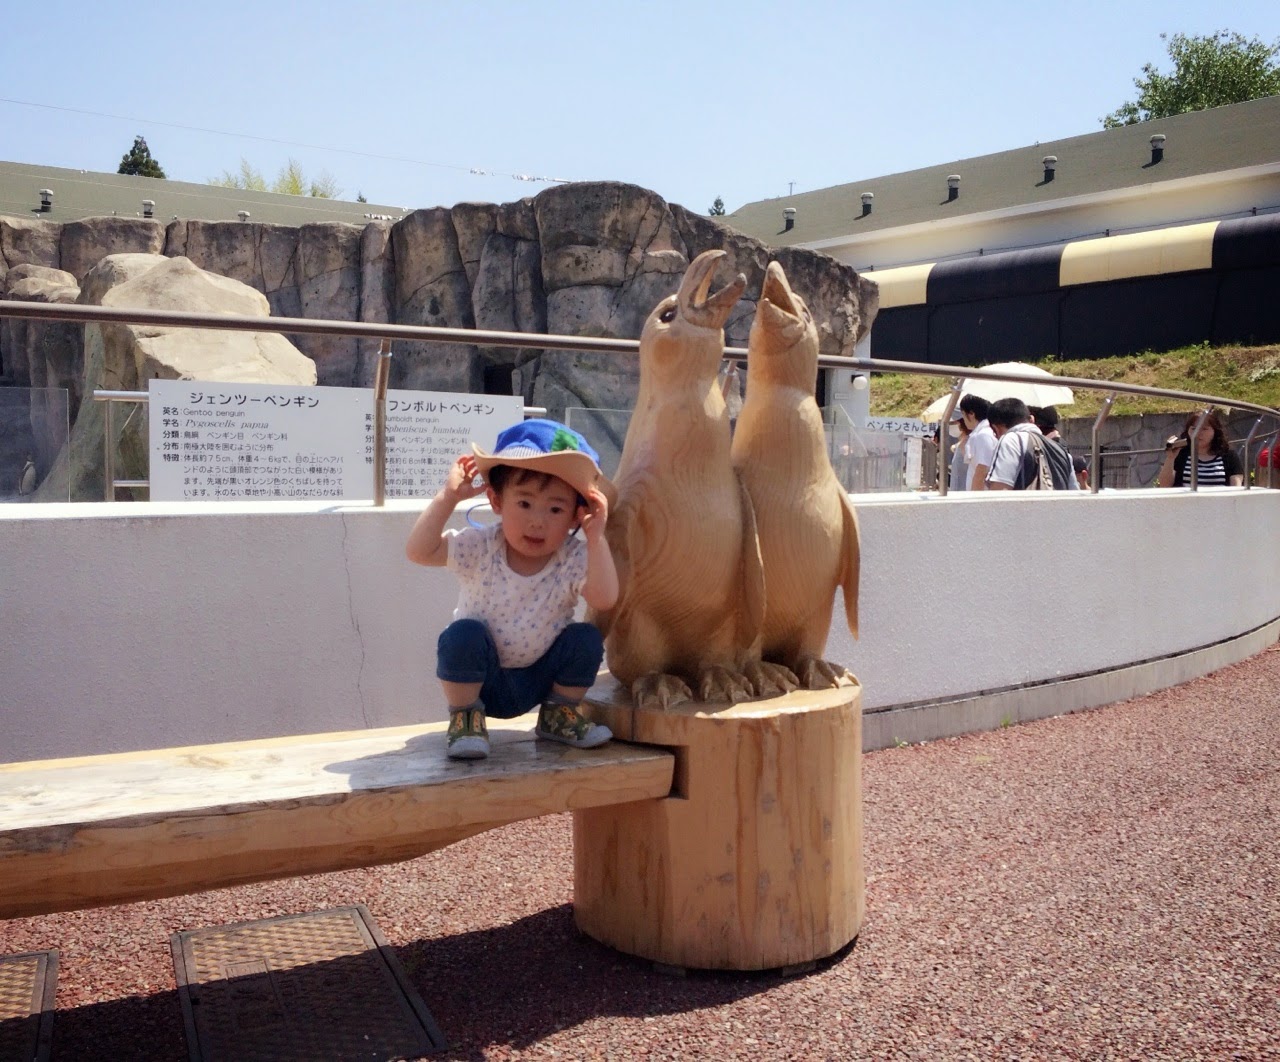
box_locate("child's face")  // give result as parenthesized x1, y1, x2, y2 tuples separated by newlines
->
(489, 473, 580, 564)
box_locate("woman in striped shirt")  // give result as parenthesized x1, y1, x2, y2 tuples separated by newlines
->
(1156, 410, 1244, 487)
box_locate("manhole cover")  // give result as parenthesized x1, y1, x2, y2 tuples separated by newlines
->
(0, 950, 57, 1062)
(171, 906, 444, 1061)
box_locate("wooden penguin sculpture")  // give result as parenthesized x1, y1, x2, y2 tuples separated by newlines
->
(731, 260, 861, 687)
(590, 249, 781, 709)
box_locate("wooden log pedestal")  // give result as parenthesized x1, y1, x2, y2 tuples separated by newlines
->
(573, 679, 864, 971)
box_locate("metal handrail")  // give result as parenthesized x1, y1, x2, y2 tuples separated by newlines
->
(6, 298, 1277, 498)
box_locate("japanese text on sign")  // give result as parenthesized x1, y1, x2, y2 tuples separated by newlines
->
(148, 379, 522, 502)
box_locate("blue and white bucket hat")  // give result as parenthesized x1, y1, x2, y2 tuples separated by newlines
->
(472, 418, 615, 504)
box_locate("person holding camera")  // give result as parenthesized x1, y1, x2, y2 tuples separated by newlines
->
(1155, 411, 1244, 487)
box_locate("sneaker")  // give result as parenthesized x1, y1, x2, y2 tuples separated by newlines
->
(536, 700, 612, 749)
(447, 706, 490, 760)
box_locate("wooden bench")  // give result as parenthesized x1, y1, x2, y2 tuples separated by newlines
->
(0, 719, 675, 919)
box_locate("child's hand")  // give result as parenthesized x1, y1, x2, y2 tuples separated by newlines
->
(443, 454, 486, 503)
(578, 486, 609, 544)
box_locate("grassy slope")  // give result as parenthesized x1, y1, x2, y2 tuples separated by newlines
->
(870, 343, 1280, 419)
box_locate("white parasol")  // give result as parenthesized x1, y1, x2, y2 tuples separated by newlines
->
(920, 362, 1074, 422)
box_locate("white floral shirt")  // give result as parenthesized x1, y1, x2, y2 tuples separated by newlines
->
(445, 522, 588, 668)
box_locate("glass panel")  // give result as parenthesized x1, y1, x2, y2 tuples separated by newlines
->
(563, 407, 631, 480)
(0, 387, 70, 502)
(568, 403, 910, 495)
(824, 404, 908, 493)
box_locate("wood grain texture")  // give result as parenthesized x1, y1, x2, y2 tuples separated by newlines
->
(731, 260, 861, 680)
(588, 250, 765, 705)
(0, 720, 673, 918)
(574, 682, 864, 971)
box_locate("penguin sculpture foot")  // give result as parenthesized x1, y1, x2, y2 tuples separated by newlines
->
(632, 672, 695, 712)
(742, 660, 801, 699)
(696, 665, 755, 705)
(795, 656, 857, 691)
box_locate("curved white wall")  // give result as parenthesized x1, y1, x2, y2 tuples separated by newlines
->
(3, 487, 1278, 763)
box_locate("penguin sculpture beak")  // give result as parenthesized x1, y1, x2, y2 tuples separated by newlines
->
(678, 250, 746, 330)
(755, 261, 805, 344)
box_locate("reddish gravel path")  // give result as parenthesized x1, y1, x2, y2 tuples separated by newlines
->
(4, 647, 1279, 1060)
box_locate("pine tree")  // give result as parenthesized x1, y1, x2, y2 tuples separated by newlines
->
(118, 136, 166, 178)
(708, 196, 726, 216)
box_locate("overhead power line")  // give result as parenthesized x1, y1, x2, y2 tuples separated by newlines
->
(0, 96, 574, 186)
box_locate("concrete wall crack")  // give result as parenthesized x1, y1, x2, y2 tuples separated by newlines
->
(339, 513, 372, 727)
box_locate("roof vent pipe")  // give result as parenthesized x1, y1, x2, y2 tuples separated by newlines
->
(1042, 155, 1057, 182)
(946, 174, 961, 202)
(1149, 133, 1166, 164)
(860, 192, 874, 217)
(142, 199, 154, 218)
(783, 206, 796, 232)
(38, 189, 53, 212)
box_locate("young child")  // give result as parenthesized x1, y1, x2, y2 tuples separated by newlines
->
(405, 419, 619, 760)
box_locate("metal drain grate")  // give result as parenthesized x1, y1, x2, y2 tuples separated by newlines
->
(0, 951, 57, 1062)
(171, 906, 444, 1061)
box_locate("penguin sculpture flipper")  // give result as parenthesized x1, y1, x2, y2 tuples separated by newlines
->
(731, 468, 800, 698)
(838, 488, 861, 639)
(736, 468, 766, 655)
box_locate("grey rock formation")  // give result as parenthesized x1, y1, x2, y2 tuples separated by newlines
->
(390, 207, 478, 393)
(2, 266, 80, 392)
(177, 220, 302, 320)
(297, 223, 362, 386)
(78, 253, 169, 308)
(451, 203, 499, 290)
(101, 256, 314, 388)
(496, 198, 538, 242)
(356, 221, 394, 387)
(1, 183, 878, 480)
(59, 218, 165, 282)
(36, 255, 315, 502)
(0, 265, 81, 482)
(1, 218, 62, 281)
(535, 183, 687, 292)
(472, 233, 546, 402)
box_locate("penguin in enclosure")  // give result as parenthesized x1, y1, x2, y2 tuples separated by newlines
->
(18, 456, 36, 497)
(731, 261, 861, 688)
(590, 250, 791, 709)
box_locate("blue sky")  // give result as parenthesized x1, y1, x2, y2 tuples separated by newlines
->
(3, 1, 1277, 216)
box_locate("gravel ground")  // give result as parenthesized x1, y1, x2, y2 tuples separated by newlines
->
(3, 647, 1279, 1061)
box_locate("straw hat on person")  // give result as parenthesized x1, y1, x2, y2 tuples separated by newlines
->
(471, 418, 616, 506)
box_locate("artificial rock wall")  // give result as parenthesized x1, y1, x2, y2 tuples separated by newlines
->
(1, 183, 878, 478)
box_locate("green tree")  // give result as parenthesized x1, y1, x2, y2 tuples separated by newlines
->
(208, 157, 342, 198)
(210, 159, 268, 191)
(708, 195, 726, 216)
(1103, 30, 1280, 128)
(118, 136, 166, 178)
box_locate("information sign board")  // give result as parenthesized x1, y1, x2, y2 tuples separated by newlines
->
(148, 380, 522, 502)
(862, 416, 932, 436)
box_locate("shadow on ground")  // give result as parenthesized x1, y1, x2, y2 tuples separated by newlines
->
(36, 904, 850, 1060)
(395, 904, 850, 1060)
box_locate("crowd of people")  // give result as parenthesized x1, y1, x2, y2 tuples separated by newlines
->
(938, 399, 1252, 492)
(941, 396, 1083, 492)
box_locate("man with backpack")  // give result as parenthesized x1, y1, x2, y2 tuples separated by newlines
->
(985, 398, 1078, 491)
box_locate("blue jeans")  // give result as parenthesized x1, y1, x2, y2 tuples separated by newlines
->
(436, 619, 604, 719)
